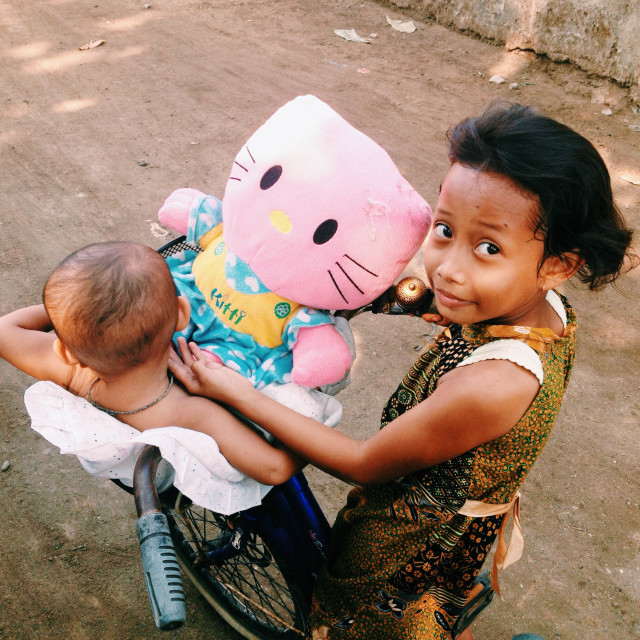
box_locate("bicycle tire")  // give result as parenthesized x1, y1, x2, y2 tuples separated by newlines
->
(163, 494, 309, 640)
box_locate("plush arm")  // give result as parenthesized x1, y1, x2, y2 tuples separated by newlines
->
(158, 187, 207, 235)
(291, 324, 352, 388)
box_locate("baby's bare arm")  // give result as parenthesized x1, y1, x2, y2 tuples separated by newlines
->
(0, 305, 72, 385)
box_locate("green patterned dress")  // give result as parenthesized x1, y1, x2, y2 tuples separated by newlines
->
(308, 294, 577, 640)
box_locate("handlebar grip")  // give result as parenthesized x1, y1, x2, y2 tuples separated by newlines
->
(136, 511, 186, 631)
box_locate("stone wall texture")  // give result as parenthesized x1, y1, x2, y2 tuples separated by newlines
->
(382, 0, 640, 102)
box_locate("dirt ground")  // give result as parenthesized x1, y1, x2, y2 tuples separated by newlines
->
(0, 1, 638, 638)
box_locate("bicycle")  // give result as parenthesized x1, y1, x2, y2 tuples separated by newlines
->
(124, 236, 495, 639)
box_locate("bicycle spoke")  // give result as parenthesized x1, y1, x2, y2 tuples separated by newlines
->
(165, 501, 307, 638)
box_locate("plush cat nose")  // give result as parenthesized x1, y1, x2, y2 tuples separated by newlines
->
(270, 209, 292, 234)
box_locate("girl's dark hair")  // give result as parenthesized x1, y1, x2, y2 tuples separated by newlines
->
(447, 102, 636, 289)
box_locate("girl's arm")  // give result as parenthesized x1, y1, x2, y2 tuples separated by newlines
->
(166, 393, 306, 486)
(0, 305, 72, 385)
(169, 339, 539, 485)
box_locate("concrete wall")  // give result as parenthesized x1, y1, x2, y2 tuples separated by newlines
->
(383, 0, 640, 103)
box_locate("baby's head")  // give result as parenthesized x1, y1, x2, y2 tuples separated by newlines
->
(44, 242, 182, 376)
(446, 102, 634, 289)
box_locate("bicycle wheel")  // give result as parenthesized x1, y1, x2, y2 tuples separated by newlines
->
(163, 493, 309, 640)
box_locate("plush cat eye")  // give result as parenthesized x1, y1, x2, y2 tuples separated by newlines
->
(313, 219, 338, 245)
(260, 165, 283, 190)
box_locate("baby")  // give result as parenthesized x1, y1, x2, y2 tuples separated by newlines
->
(0, 241, 302, 487)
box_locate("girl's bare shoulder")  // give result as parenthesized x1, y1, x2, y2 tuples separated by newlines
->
(433, 358, 541, 435)
(440, 357, 539, 400)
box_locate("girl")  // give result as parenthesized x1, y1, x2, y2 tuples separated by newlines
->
(168, 103, 636, 640)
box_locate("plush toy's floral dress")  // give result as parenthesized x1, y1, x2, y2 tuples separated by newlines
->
(308, 292, 577, 640)
(166, 195, 337, 390)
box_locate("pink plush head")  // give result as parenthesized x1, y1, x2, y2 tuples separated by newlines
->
(222, 95, 432, 309)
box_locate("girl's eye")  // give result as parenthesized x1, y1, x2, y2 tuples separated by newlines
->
(477, 242, 500, 255)
(433, 222, 452, 239)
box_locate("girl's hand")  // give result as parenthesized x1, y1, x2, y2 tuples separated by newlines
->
(168, 337, 253, 402)
(420, 312, 450, 326)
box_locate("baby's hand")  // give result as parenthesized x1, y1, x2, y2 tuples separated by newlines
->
(169, 337, 253, 402)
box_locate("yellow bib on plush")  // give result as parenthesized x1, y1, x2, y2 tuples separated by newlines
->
(193, 226, 301, 349)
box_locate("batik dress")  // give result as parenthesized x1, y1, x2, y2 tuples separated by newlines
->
(308, 292, 577, 640)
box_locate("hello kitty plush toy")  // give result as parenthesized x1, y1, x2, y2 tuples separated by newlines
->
(159, 95, 431, 395)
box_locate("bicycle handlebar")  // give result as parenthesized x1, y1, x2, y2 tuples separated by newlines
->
(337, 276, 436, 320)
(133, 446, 186, 631)
(158, 236, 436, 320)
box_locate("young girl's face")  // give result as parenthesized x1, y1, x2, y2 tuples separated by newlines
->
(424, 163, 550, 326)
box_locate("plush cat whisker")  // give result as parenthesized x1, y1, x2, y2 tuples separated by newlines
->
(327, 269, 349, 304)
(329, 256, 378, 303)
(336, 261, 365, 295)
(229, 162, 249, 183)
(229, 147, 256, 182)
(344, 254, 378, 278)
(235, 161, 249, 173)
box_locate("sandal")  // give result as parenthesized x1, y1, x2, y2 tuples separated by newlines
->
(451, 570, 495, 638)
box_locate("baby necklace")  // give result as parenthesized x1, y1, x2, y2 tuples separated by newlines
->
(86, 374, 174, 416)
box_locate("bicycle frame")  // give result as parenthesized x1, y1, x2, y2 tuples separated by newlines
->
(192, 473, 330, 603)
